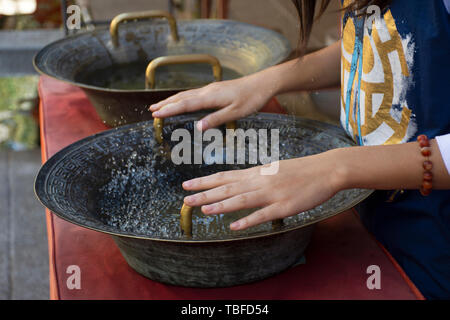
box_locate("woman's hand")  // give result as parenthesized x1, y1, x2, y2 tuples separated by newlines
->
(149, 41, 343, 131)
(149, 74, 277, 131)
(150, 41, 342, 131)
(181, 133, 450, 231)
(182, 150, 345, 231)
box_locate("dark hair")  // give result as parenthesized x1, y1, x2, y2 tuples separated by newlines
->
(291, 0, 393, 53)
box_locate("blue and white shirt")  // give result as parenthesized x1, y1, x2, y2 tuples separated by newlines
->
(341, 0, 450, 299)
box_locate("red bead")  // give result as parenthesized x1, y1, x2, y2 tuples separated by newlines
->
(423, 172, 433, 181)
(423, 161, 433, 171)
(419, 139, 430, 148)
(420, 187, 432, 196)
(421, 147, 432, 157)
(422, 181, 433, 190)
(417, 134, 428, 142)
(418, 134, 433, 197)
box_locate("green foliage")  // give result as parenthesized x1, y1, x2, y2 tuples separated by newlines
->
(0, 76, 39, 150)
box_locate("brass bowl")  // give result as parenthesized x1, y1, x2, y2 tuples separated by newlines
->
(35, 113, 372, 287)
(33, 11, 291, 127)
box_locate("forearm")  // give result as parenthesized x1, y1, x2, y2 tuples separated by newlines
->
(249, 40, 341, 96)
(333, 139, 450, 191)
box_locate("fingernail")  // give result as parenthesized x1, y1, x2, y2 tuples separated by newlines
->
(183, 180, 193, 188)
(184, 195, 195, 204)
(202, 205, 214, 214)
(230, 221, 240, 230)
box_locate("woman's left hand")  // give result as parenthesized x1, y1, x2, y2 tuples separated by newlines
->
(182, 150, 345, 231)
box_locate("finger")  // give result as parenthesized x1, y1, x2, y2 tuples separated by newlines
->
(152, 96, 214, 118)
(149, 94, 184, 111)
(149, 89, 200, 111)
(198, 105, 243, 131)
(201, 190, 268, 215)
(183, 170, 245, 191)
(229, 203, 285, 231)
(153, 96, 225, 118)
(150, 94, 195, 114)
(184, 182, 250, 207)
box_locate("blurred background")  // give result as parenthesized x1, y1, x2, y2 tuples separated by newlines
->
(0, 0, 340, 299)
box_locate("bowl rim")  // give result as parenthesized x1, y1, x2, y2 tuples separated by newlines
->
(35, 113, 374, 243)
(33, 19, 291, 94)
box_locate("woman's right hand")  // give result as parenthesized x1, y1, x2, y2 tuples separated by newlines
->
(149, 41, 343, 131)
(149, 73, 276, 131)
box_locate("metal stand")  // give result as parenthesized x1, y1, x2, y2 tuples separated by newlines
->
(60, 0, 69, 35)
(168, 0, 175, 14)
(200, 0, 229, 19)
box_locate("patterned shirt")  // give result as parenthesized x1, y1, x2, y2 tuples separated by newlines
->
(341, 0, 450, 299)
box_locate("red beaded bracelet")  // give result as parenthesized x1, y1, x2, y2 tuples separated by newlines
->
(417, 134, 433, 196)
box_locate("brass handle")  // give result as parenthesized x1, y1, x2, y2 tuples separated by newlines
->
(180, 204, 284, 237)
(145, 54, 222, 90)
(110, 10, 179, 47)
(146, 54, 232, 143)
(153, 118, 165, 144)
(180, 204, 193, 237)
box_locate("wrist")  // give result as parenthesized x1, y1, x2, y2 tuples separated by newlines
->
(249, 64, 284, 97)
(326, 147, 354, 191)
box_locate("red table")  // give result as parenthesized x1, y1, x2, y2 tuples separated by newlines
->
(38, 75, 424, 300)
